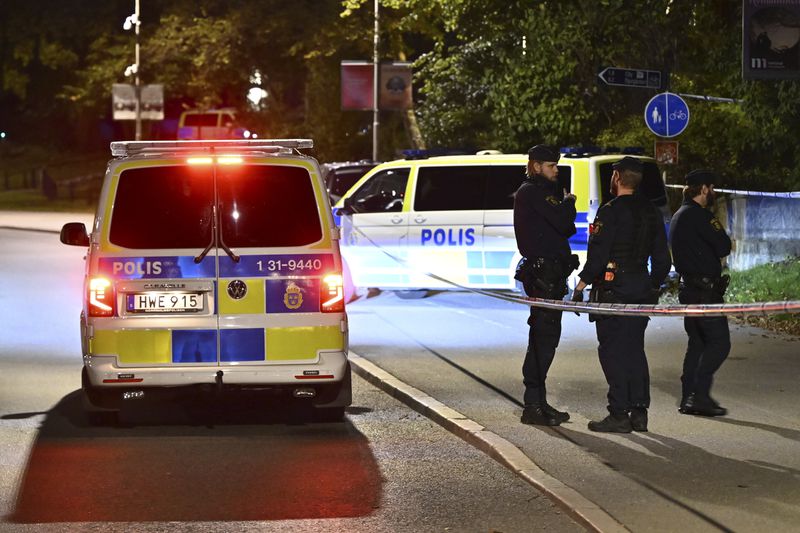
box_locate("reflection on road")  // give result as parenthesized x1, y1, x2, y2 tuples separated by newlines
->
(10, 392, 381, 523)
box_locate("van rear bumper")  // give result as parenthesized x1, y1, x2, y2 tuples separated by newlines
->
(83, 351, 348, 388)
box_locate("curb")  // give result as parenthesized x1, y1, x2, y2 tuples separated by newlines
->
(349, 352, 628, 533)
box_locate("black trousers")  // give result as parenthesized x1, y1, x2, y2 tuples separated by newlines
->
(595, 316, 650, 415)
(681, 316, 730, 399)
(523, 306, 563, 406)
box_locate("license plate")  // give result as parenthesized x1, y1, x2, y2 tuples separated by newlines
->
(126, 292, 203, 313)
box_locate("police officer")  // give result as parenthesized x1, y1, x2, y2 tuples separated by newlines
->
(514, 144, 578, 426)
(669, 169, 732, 417)
(572, 157, 671, 433)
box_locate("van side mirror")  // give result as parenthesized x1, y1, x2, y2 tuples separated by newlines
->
(60, 222, 90, 246)
(336, 197, 355, 216)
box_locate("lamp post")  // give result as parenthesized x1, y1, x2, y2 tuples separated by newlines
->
(372, 0, 379, 162)
(123, 0, 141, 140)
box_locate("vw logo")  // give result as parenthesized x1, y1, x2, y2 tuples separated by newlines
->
(227, 279, 247, 300)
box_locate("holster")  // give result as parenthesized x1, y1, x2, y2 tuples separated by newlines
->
(516, 257, 568, 299)
(680, 274, 728, 304)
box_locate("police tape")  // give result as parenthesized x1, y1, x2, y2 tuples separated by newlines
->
(346, 225, 800, 317)
(664, 184, 800, 199)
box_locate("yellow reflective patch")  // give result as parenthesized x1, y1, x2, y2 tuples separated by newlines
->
(218, 278, 265, 315)
(93, 329, 171, 364)
(266, 326, 343, 361)
(546, 195, 559, 206)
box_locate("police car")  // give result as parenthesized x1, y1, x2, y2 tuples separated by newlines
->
(333, 148, 668, 299)
(60, 139, 350, 424)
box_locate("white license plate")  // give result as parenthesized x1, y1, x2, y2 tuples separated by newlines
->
(127, 292, 203, 313)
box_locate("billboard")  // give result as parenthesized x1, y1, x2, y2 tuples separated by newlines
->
(743, 0, 800, 79)
(341, 61, 413, 111)
(341, 61, 375, 111)
(112, 83, 164, 120)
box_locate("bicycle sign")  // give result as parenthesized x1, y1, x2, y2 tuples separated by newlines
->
(644, 92, 690, 138)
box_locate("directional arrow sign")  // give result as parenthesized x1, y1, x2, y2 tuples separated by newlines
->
(598, 67, 662, 89)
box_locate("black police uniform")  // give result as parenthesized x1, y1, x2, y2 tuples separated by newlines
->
(578, 161, 671, 431)
(668, 170, 732, 416)
(513, 146, 577, 425)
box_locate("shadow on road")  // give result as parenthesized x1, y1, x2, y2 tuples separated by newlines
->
(7, 391, 382, 523)
(558, 426, 800, 529)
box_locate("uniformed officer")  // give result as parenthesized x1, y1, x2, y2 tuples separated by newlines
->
(572, 157, 671, 433)
(514, 144, 578, 426)
(669, 169, 732, 417)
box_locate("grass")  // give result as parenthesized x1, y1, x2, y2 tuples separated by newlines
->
(726, 258, 800, 336)
(0, 189, 96, 213)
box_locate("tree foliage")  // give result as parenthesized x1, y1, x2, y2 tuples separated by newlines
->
(1, 0, 799, 189)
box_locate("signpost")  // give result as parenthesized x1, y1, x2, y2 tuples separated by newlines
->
(644, 92, 690, 138)
(655, 140, 679, 165)
(598, 67, 662, 89)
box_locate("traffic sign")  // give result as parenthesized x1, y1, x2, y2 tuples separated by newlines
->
(598, 67, 662, 89)
(644, 92, 690, 138)
(655, 140, 679, 165)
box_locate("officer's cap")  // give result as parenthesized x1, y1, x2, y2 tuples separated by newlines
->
(527, 144, 560, 163)
(612, 156, 643, 173)
(685, 169, 717, 186)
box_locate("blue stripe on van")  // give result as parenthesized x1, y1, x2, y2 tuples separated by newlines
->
(220, 328, 265, 362)
(172, 329, 217, 363)
(99, 256, 216, 279)
(220, 254, 335, 277)
(576, 212, 589, 223)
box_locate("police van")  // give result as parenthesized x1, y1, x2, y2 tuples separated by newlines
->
(333, 148, 668, 299)
(60, 139, 350, 424)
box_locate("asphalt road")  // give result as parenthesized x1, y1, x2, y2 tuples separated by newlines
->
(347, 288, 800, 532)
(0, 228, 581, 533)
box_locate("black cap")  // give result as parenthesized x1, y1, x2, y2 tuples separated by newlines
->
(612, 156, 643, 173)
(527, 144, 560, 163)
(685, 169, 717, 186)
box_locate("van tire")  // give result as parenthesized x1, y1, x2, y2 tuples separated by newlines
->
(395, 290, 429, 300)
(81, 367, 120, 425)
(313, 406, 346, 422)
(342, 257, 361, 303)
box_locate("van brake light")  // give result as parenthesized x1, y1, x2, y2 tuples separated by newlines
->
(320, 274, 344, 313)
(89, 277, 115, 317)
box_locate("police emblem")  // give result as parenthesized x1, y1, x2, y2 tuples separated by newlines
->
(283, 282, 304, 310)
(710, 218, 723, 231)
(546, 195, 560, 206)
(590, 220, 603, 235)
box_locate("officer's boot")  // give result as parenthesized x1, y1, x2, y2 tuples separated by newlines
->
(680, 393, 727, 417)
(542, 402, 570, 423)
(588, 412, 632, 433)
(629, 407, 648, 432)
(521, 404, 561, 426)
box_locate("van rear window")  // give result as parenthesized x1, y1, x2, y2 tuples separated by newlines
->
(110, 165, 322, 249)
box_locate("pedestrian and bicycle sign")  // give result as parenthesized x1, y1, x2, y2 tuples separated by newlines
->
(598, 67, 662, 89)
(644, 92, 690, 138)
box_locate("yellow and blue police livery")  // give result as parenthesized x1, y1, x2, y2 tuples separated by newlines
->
(333, 148, 667, 298)
(61, 139, 350, 423)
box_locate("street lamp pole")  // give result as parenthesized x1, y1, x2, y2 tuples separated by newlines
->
(134, 0, 141, 141)
(372, 0, 379, 161)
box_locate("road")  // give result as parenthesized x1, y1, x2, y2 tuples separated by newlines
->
(2, 218, 799, 532)
(347, 288, 800, 532)
(0, 228, 580, 532)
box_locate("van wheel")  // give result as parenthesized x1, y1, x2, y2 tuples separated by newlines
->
(342, 257, 361, 303)
(313, 406, 346, 422)
(395, 290, 429, 300)
(86, 410, 119, 427)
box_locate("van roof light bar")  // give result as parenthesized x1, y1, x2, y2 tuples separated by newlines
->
(110, 139, 314, 158)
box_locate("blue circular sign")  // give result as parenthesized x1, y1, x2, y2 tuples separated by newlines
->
(644, 92, 690, 138)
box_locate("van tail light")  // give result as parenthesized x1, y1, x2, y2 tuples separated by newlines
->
(320, 274, 344, 313)
(88, 277, 115, 317)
